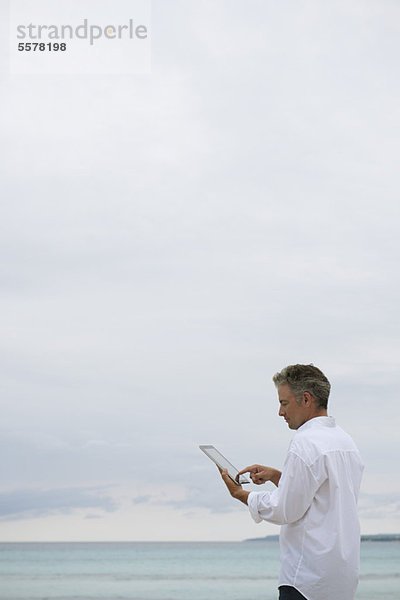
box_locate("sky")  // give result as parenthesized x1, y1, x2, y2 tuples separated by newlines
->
(0, 0, 400, 541)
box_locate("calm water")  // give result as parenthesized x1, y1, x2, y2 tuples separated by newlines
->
(0, 541, 398, 600)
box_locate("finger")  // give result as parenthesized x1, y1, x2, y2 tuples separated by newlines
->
(254, 475, 266, 484)
(222, 470, 235, 487)
(237, 465, 257, 476)
(218, 466, 229, 480)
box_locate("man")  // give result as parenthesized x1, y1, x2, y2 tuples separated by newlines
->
(218, 364, 364, 600)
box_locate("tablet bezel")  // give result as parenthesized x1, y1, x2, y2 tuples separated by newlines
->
(199, 445, 250, 485)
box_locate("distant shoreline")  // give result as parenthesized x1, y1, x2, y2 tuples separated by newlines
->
(244, 533, 400, 542)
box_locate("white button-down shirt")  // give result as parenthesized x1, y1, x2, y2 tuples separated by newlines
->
(248, 417, 364, 600)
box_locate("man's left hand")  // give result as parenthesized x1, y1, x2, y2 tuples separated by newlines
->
(217, 466, 250, 505)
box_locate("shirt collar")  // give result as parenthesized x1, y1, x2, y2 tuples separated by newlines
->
(297, 416, 336, 432)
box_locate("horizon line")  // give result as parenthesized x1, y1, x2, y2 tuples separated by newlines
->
(1, 533, 400, 544)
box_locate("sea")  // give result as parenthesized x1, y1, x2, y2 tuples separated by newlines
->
(0, 540, 399, 600)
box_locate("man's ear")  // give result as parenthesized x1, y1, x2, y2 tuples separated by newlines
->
(303, 391, 313, 406)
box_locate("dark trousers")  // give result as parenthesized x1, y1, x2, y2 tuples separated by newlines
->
(279, 586, 307, 600)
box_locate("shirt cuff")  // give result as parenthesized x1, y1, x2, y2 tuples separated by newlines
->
(248, 491, 270, 524)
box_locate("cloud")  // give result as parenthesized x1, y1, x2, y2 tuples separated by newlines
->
(0, 487, 118, 521)
(166, 495, 238, 515)
(163, 474, 257, 515)
(132, 494, 152, 505)
(359, 493, 400, 521)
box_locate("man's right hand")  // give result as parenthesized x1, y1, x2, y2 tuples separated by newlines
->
(236, 464, 282, 487)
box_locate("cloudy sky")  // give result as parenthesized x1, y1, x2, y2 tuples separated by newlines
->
(1, 0, 400, 541)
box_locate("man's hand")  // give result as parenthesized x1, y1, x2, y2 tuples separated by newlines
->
(236, 464, 281, 487)
(217, 466, 250, 505)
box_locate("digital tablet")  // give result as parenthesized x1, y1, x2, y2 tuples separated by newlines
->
(199, 445, 250, 485)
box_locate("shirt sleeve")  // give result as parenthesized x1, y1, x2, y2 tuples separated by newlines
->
(248, 451, 324, 525)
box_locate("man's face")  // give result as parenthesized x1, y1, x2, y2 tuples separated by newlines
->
(278, 383, 308, 430)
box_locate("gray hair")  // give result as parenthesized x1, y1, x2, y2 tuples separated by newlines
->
(272, 364, 331, 409)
